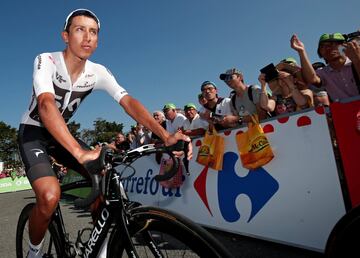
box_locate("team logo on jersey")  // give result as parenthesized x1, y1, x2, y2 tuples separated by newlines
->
(56, 72, 67, 84)
(37, 55, 42, 70)
(48, 55, 55, 64)
(30, 148, 44, 158)
(77, 81, 95, 88)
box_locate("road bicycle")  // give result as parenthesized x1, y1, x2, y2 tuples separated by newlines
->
(16, 143, 232, 257)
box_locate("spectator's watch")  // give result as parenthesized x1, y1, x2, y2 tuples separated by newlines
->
(238, 116, 243, 125)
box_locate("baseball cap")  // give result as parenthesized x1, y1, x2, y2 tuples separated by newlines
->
(280, 57, 297, 65)
(63, 9, 101, 32)
(162, 103, 176, 110)
(184, 103, 197, 110)
(200, 81, 217, 91)
(219, 68, 242, 81)
(318, 33, 346, 44)
(317, 33, 345, 58)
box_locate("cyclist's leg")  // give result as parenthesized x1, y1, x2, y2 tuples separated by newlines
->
(29, 176, 60, 245)
(18, 125, 61, 248)
(50, 139, 103, 220)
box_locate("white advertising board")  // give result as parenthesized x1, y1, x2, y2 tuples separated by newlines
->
(124, 109, 346, 252)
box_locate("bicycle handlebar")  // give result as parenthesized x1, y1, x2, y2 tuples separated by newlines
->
(74, 147, 109, 208)
(73, 141, 189, 208)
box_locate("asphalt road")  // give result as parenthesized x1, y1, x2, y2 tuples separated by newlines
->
(1, 190, 325, 258)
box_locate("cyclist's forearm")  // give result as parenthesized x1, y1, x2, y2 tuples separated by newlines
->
(120, 95, 170, 142)
(38, 93, 84, 160)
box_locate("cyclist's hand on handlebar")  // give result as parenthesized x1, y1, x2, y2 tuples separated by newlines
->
(78, 148, 102, 165)
(163, 131, 193, 160)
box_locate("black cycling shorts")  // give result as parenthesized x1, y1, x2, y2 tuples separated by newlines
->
(18, 124, 90, 184)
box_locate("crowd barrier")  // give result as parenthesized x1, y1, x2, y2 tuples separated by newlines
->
(124, 103, 360, 252)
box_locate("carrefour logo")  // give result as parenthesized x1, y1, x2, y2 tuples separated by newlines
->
(122, 169, 182, 198)
(123, 152, 279, 223)
(194, 152, 279, 222)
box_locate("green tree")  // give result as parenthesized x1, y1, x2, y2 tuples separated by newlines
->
(0, 121, 19, 165)
(81, 118, 124, 146)
(67, 121, 81, 138)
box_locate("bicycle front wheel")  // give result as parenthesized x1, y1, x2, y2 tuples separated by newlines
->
(107, 206, 232, 258)
(16, 203, 64, 258)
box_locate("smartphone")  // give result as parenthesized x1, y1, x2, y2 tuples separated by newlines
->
(260, 63, 279, 82)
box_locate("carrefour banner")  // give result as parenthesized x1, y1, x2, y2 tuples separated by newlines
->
(125, 108, 346, 252)
(0, 176, 31, 193)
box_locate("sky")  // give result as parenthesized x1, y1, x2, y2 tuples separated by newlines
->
(1, 0, 359, 132)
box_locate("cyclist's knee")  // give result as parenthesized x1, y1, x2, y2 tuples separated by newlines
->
(32, 177, 61, 217)
(36, 189, 60, 217)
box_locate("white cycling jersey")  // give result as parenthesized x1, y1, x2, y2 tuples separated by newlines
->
(21, 52, 128, 127)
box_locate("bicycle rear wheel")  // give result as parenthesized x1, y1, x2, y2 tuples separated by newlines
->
(107, 206, 232, 258)
(16, 203, 64, 258)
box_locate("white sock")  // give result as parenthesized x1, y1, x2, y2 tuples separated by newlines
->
(28, 239, 44, 257)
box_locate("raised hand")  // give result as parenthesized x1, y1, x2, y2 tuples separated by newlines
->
(344, 40, 360, 63)
(291, 34, 305, 52)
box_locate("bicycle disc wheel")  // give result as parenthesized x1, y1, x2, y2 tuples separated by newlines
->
(107, 206, 232, 258)
(16, 203, 64, 258)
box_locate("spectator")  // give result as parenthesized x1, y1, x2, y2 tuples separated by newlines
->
(309, 62, 330, 107)
(198, 81, 235, 130)
(258, 60, 313, 116)
(151, 111, 166, 143)
(277, 57, 314, 106)
(198, 93, 207, 107)
(182, 103, 208, 137)
(290, 33, 360, 101)
(126, 131, 135, 148)
(108, 132, 130, 153)
(130, 122, 151, 149)
(162, 103, 187, 134)
(219, 68, 271, 122)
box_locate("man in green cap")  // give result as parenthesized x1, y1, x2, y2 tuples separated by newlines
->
(162, 103, 186, 134)
(182, 103, 208, 137)
(290, 33, 360, 101)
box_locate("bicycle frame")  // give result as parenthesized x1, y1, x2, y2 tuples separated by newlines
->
(54, 164, 157, 258)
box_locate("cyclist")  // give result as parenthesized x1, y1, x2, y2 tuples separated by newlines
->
(18, 9, 192, 258)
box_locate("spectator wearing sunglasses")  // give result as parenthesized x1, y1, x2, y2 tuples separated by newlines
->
(198, 81, 236, 131)
(219, 68, 270, 123)
(290, 33, 360, 101)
